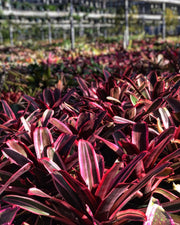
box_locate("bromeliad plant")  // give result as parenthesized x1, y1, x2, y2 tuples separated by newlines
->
(0, 40, 180, 224)
(0, 68, 179, 225)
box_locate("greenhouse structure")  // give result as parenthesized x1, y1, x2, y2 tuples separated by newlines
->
(0, 0, 180, 47)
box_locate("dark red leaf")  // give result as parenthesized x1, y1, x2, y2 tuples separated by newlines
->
(132, 122, 149, 151)
(109, 162, 170, 219)
(1, 100, 16, 120)
(103, 69, 111, 82)
(43, 88, 55, 108)
(95, 183, 129, 221)
(144, 127, 175, 169)
(0, 206, 19, 225)
(2, 148, 32, 166)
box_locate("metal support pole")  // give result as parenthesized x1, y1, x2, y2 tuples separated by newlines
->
(48, 20, 52, 44)
(79, 17, 84, 37)
(142, 3, 145, 35)
(124, 0, 129, 49)
(9, 24, 13, 46)
(162, 2, 166, 40)
(70, 0, 75, 50)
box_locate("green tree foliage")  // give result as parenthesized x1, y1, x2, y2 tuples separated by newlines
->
(165, 7, 178, 34)
(129, 5, 140, 34)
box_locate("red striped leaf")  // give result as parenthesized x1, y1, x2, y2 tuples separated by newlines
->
(43, 88, 55, 107)
(2, 148, 32, 167)
(109, 162, 170, 219)
(2, 195, 75, 224)
(0, 206, 19, 225)
(33, 127, 53, 159)
(0, 163, 32, 195)
(76, 76, 90, 96)
(109, 151, 147, 191)
(144, 127, 175, 169)
(95, 135, 124, 157)
(162, 198, 180, 213)
(1, 100, 16, 120)
(28, 187, 51, 198)
(49, 118, 72, 135)
(95, 183, 129, 221)
(6, 139, 27, 157)
(153, 188, 178, 202)
(145, 97, 164, 115)
(132, 122, 149, 152)
(157, 148, 180, 166)
(107, 209, 146, 225)
(59, 170, 97, 213)
(95, 162, 122, 200)
(113, 116, 135, 125)
(6, 139, 37, 164)
(78, 139, 101, 190)
(51, 171, 86, 212)
(40, 157, 61, 172)
(41, 109, 54, 127)
(54, 133, 76, 159)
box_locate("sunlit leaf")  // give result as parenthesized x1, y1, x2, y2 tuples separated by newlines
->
(144, 197, 175, 225)
(78, 139, 100, 190)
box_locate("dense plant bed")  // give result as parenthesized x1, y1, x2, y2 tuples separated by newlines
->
(0, 40, 180, 224)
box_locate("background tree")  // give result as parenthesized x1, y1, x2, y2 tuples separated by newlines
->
(165, 7, 178, 35)
(129, 4, 140, 35)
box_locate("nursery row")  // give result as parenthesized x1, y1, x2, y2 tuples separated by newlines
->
(0, 39, 180, 224)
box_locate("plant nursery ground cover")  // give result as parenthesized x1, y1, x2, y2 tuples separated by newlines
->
(0, 39, 180, 225)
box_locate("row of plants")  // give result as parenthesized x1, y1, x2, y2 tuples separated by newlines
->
(0, 39, 180, 224)
(0, 38, 179, 96)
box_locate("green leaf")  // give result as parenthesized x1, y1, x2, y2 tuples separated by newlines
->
(130, 94, 139, 105)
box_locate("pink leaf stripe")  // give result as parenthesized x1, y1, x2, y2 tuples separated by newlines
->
(2, 195, 77, 225)
(33, 127, 53, 159)
(1, 100, 16, 120)
(0, 163, 32, 195)
(49, 118, 72, 135)
(0, 206, 19, 225)
(113, 116, 135, 125)
(94, 135, 123, 157)
(78, 139, 100, 190)
(2, 148, 32, 166)
(144, 127, 175, 169)
(51, 171, 86, 212)
(6, 139, 37, 164)
(95, 184, 129, 221)
(41, 109, 54, 127)
(109, 162, 170, 219)
(95, 162, 122, 200)
(114, 209, 146, 224)
(132, 122, 149, 151)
